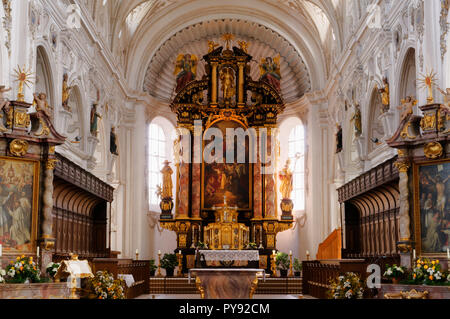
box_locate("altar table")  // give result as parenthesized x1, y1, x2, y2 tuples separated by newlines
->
(199, 250, 259, 261)
(188, 268, 265, 299)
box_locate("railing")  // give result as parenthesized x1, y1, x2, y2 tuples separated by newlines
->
(302, 259, 367, 299)
(316, 228, 342, 260)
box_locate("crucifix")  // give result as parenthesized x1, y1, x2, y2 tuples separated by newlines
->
(221, 33, 235, 50)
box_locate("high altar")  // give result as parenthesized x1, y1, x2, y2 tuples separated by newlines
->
(159, 36, 294, 271)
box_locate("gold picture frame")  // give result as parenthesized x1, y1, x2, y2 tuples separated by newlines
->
(0, 156, 40, 255)
(201, 119, 253, 211)
(413, 158, 449, 257)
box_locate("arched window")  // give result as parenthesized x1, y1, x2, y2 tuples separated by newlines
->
(288, 124, 305, 211)
(148, 123, 166, 206)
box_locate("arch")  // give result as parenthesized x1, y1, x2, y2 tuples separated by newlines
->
(35, 45, 55, 109)
(367, 87, 385, 153)
(397, 47, 417, 104)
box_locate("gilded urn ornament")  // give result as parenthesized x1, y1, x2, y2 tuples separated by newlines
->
(9, 139, 29, 157)
(423, 142, 443, 159)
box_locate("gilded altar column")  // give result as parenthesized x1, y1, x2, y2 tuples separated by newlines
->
(211, 62, 218, 107)
(237, 62, 245, 108)
(395, 158, 413, 267)
(253, 127, 263, 219)
(263, 127, 277, 219)
(176, 126, 191, 219)
(191, 124, 202, 220)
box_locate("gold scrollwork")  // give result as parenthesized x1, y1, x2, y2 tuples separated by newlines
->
(423, 142, 443, 159)
(195, 276, 205, 299)
(46, 159, 59, 170)
(400, 122, 417, 139)
(9, 139, 28, 157)
(14, 110, 30, 128)
(397, 243, 412, 253)
(394, 161, 410, 173)
(249, 276, 259, 299)
(35, 118, 50, 137)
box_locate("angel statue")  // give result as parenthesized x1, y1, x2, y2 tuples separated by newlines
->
(220, 67, 236, 101)
(207, 40, 219, 53)
(397, 96, 417, 123)
(0, 86, 11, 131)
(279, 159, 293, 200)
(237, 40, 249, 53)
(33, 92, 53, 119)
(62, 73, 73, 112)
(259, 55, 281, 92)
(174, 54, 198, 93)
(437, 87, 450, 114)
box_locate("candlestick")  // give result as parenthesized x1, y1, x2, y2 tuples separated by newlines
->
(288, 252, 293, 277)
(177, 251, 183, 277)
(259, 226, 264, 249)
(306, 250, 310, 261)
(270, 251, 277, 277)
(156, 251, 163, 277)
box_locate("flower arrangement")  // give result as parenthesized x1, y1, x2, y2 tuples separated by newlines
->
(412, 258, 447, 285)
(46, 262, 61, 279)
(246, 242, 258, 250)
(0, 268, 6, 283)
(3, 255, 41, 284)
(89, 271, 125, 299)
(384, 264, 406, 282)
(275, 252, 290, 271)
(328, 272, 364, 299)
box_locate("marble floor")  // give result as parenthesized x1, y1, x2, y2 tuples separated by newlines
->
(136, 294, 315, 299)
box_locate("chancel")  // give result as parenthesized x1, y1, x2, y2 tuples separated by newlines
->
(0, 0, 449, 301)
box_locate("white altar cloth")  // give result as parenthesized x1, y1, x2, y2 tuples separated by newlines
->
(118, 274, 135, 287)
(199, 250, 259, 261)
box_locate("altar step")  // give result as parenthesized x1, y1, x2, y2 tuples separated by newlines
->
(149, 277, 302, 295)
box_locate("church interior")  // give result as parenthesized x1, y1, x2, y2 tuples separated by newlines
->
(0, 0, 449, 301)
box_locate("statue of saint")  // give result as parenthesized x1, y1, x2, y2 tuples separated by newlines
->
(379, 77, 390, 113)
(437, 87, 450, 114)
(397, 96, 417, 123)
(110, 126, 119, 155)
(0, 86, 11, 131)
(351, 104, 362, 137)
(259, 55, 281, 92)
(279, 159, 293, 200)
(62, 73, 73, 112)
(174, 54, 198, 93)
(220, 68, 235, 101)
(33, 92, 53, 119)
(90, 103, 102, 137)
(336, 124, 343, 153)
(161, 160, 173, 199)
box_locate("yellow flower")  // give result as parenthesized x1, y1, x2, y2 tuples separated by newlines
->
(21, 255, 25, 258)
(432, 266, 435, 270)
(417, 264, 421, 268)
(436, 260, 439, 264)
(431, 261, 435, 265)
(29, 257, 33, 261)
(413, 274, 416, 279)
(429, 275, 433, 281)
(16, 257, 20, 261)
(424, 265, 428, 269)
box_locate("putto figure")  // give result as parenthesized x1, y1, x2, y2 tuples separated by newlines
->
(33, 92, 53, 119)
(259, 55, 281, 92)
(0, 86, 11, 131)
(397, 96, 417, 123)
(174, 54, 198, 93)
(437, 87, 450, 113)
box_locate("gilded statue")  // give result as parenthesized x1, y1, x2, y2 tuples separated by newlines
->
(207, 40, 219, 53)
(237, 40, 249, 53)
(397, 96, 417, 123)
(279, 159, 293, 199)
(62, 73, 73, 112)
(220, 67, 235, 101)
(174, 54, 198, 93)
(0, 86, 11, 131)
(161, 160, 173, 199)
(437, 87, 450, 113)
(33, 92, 53, 119)
(259, 55, 281, 92)
(350, 104, 362, 137)
(379, 77, 390, 113)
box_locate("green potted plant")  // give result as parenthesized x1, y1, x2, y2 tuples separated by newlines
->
(293, 258, 302, 277)
(246, 242, 258, 250)
(161, 253, 178, 277)
(149, 259, 157, 277)
(46, 262, 61, 280)
(275, 252, 290, 277)
(384, 264, 406, 284)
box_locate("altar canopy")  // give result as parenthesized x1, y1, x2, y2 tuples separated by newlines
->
(159, 36, 294, 272)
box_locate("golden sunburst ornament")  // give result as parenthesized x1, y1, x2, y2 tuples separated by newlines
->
(13, 65, 34, 102)
(418, 69, 438, 104)
(221, 33, 235, 50)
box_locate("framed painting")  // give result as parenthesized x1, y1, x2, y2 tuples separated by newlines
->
(413, 159, 450, 256)
(202, 120, 253, 211)
(0, 156, 39, 254)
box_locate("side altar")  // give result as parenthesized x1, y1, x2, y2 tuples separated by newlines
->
(158, 35, 294, 273)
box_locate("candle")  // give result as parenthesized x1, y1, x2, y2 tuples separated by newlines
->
(306, 250, 309, 255)
(178, 250, 181, 255)
(413, 249, 416, 260)
(0, 244, 2, 257)
(272, 250, 275, 255)
(37, 246, 39, 257)
(158, 250, 161, 255)
(289, 250, 292, 256)
(447, 248, 450, 259)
